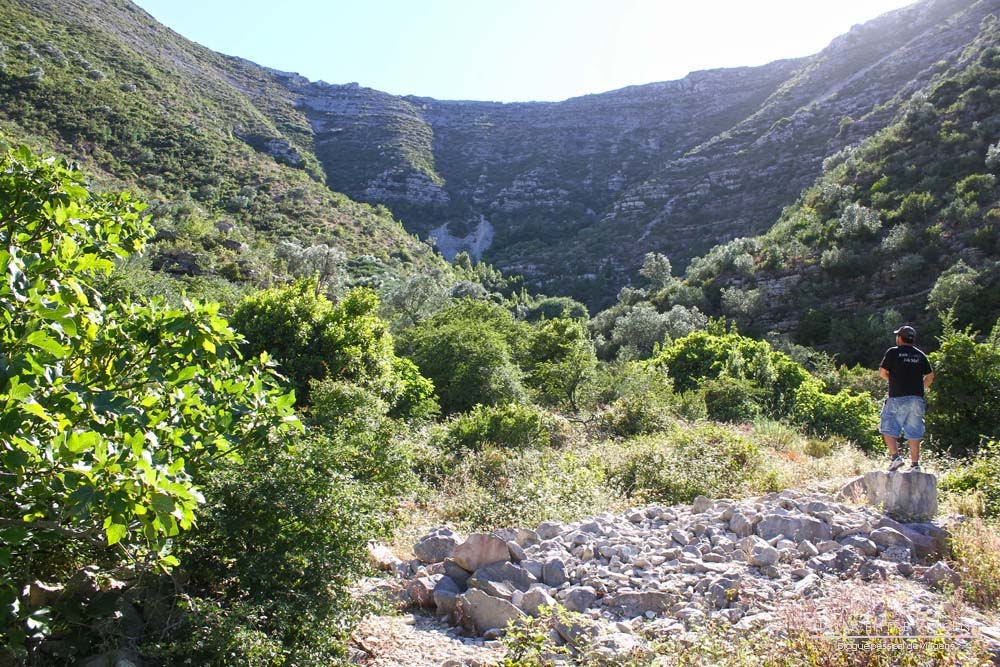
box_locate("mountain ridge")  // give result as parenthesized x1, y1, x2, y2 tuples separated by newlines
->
(260, 0, 992, 306)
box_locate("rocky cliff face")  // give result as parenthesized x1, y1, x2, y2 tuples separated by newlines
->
(271, 0, 993, 308)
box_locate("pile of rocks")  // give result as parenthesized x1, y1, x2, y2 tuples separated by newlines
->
(404, 493, 956, 637)
(377, 473, 979, 644)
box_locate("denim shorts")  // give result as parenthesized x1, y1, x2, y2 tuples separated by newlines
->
(880, 396, 926, 440)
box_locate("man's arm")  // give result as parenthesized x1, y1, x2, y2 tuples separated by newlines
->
(879, 367, 890, 381)
(924, 371, 934, 389)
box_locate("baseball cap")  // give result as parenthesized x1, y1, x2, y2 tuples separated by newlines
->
(893, 325, 916, 342)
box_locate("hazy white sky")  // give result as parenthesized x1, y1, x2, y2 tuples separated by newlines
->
(133, 0, 918, 102)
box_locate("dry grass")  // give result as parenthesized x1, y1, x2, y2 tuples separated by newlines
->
(950, 518, 1000, 611)
(759, 437, 880, 494)
(648, 580, 995, 667)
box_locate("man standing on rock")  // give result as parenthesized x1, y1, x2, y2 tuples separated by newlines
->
(879, 325, 934, 472)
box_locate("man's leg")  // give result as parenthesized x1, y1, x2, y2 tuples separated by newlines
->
(907, 439, 921, 465)
(881, 399, 905, 471)
(884, 434, 904, 471)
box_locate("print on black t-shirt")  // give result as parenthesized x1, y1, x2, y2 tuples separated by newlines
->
(879, 345, 933, 397)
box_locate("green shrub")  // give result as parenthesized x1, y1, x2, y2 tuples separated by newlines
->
(940, 440, 1000, 517)
(927, 323, 1000, 456)
(308, 378, 416, 492)
(949, 518, 1000, 611)
(232, 282, 437, 416)
(437, 403, 552, 454)
(702, 374, 764, 422)
(397, 300, 530, 413)
(604, 423, 763, 504)
(654, 328, 811, 419)
(792, 381, 880, 451)
(163, 427, 394, 664)
(597, 395, 675, 438)
(592, 362, 679, 436)
(524, 317, 598, 410)
(440, 446, 613, 530)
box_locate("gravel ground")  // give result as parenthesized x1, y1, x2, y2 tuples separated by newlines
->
(352, 611, 503, 667)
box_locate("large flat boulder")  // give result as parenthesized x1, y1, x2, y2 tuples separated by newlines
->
(838, 471, 937, 522)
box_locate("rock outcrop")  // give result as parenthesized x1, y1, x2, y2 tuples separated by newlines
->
(838, 471, 938, 522)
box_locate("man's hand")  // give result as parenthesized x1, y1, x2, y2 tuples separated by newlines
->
(924, 371, 935, 389)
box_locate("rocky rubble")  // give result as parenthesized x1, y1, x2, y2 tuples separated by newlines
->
(377, 478, 1000, 661)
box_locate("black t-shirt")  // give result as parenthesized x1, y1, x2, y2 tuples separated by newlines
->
(880, 345, 932, 397)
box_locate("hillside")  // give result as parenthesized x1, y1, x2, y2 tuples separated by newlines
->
(0, 0, 440, 294)
(272, 0, 996, 307)
(659, 14, 1000, 364)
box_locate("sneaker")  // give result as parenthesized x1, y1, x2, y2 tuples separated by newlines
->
(888, 456, 904, 472)
(908, 462, 921, 472)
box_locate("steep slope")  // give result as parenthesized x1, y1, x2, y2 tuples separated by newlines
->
(0, 0, 437, 288)
(662, 15, 1000, 364)
(274, 0, 995, 307)
(602, 0, 992, 267)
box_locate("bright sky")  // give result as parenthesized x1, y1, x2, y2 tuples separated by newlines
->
(132, 0, 918, 103)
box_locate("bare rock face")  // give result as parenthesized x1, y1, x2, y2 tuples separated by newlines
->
(278, 0, 993, 310)
(838, 471, 937, 522)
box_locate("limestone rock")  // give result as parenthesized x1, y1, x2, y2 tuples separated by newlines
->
(562, 585, 598, 612)
(433, 576, 461, 617)
(838, 535, 878, 557)
(542, 558, 568, 587)
(455, 588, 525, 635)
(405, 575, 441, 608)
(607, 591, 674, 618)
(536, 521, 566, 541)
(756, 513, 832, 544)
(707, 575, 740, 609)
(367, 543, 404, 573)
(443, 558, 472, 588)
(838, 471, 937, 521)
(923, 561, 961, 590)
(746, 536, 779, 567)
(451, 533, 511, 572)
(413, 527, 462, 563)
(520, 588, 557, 616)
(469, 562, 537, 595)
(729, 512, 755, 537)
(869, 527, 914, 552)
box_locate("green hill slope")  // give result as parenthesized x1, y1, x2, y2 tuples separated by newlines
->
(0, 0, 439, 292)
(659, 15, 1000, 363)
